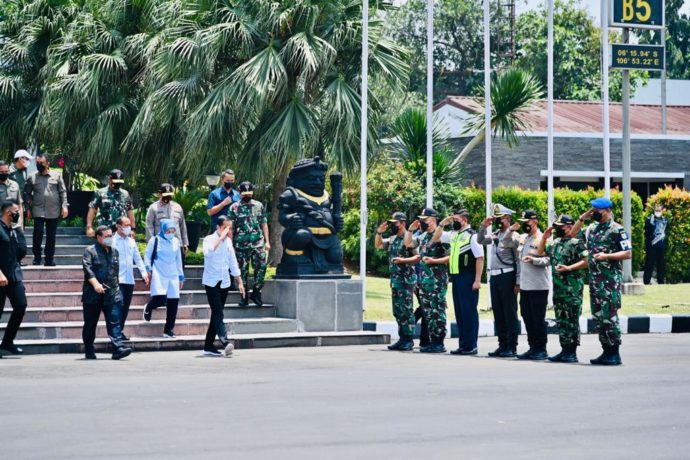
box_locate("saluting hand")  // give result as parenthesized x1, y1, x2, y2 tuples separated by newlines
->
(376, 222, 388, 234)
(409, 220, 421, 231)
(482, 216, 494, 227)
(509, 222, 521, 232)
(544, 226, 554, 239)
(580, 209, 594, 222)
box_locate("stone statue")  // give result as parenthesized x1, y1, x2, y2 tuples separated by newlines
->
(275, 157, 347, 278)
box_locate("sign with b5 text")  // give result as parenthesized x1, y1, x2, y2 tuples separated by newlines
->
(610, 0, 664, 29)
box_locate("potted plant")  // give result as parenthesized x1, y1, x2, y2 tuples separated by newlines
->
(173, 186, 206, 252)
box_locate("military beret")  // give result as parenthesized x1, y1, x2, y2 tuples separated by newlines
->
(590, 197, 613, 209)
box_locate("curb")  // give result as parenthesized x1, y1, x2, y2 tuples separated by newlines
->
(364, 314, 690, 340)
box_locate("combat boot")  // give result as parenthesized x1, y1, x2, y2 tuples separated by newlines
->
(420, 342, 447, 354)
(547, 349, 565, 362)
(238, 292, 249, 307)
(600, 344, 622, 366)
(527, 349, 548, 360)
(516, 349, 534, 360)
(398, 338, 414, 352)
(249, 288, 263, 306)
(387, 339, 404, 351)
(590, 344, 610, 365)
(488, 347, 504, 357)
(498, 348, 517, 358)
(560, 345, 579, 363)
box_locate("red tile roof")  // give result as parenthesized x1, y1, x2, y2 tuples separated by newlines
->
(435, 96, 690, 135)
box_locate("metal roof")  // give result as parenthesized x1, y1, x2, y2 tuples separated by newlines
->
(435, 96, 690, 135)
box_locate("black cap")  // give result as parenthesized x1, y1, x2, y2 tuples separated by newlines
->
(388, 212, 407, 223)
(453, 208, 470, 218)
(554, 215, 575, 226)
(109, 169, 125, 183)
(517, 209, 538, 222)
(417, 208, 439, 219)
(238, 181, 254, 194)
(159, 183, 175, 197)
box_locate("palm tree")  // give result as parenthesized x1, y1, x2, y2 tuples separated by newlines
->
(451, 67, 543, 168)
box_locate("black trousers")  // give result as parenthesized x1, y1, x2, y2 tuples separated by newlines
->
(204, 282, 229, 350)
(0, 281, 28, 346)
(520, 289, 549, 352)
(32, 217, 58, 262)
(490, 272, 520, 351)
(119, 284, 135, 332)
(82, 297, 124, 352)
(146, 295, 179, 334)
(643, 244, 666, 284)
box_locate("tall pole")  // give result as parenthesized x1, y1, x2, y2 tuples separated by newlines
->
(622, 27, 633, 282)
(601, 0, 611, 198)
(360, 0, 369, 308)
(661, 27, 667, 134)
(426, 0, 434, 208)
(484, 0, 493, 307)
(547, 0, 555, 226)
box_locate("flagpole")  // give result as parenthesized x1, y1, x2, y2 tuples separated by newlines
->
(360, 0, 369, 309)
(547, 0, 554, 225)
(484, 0, 493, 308)
(601, 0, 611, 198)
(426, 0, 434, 208)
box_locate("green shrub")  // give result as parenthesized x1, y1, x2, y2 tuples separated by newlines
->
(647, 186, 690, 283)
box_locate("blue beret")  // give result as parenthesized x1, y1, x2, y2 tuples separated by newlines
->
(590, 197, 613, 209)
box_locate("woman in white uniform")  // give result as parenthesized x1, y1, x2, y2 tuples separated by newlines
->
(143, 219, 185, 338)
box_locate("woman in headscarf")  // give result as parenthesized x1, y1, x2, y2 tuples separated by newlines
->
(143, 218, 185, 338)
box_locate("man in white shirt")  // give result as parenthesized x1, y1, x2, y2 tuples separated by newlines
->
(202, 215, 245, 357)
(113, 216, 148, 341)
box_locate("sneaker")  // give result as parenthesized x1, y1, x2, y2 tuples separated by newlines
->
(143, 306, 152, 322)
(203, 349, 223, 357)
(162, 331, 176, 339)
(0, 343, 23, 355)
(222, 342, 234, 357)
(111, 347, 132, 360)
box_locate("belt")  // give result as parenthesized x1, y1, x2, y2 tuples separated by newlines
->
(490, 268, 514, 275)
(308, 227, 332, 235)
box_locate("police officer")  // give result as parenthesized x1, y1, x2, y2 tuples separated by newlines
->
(0, 161, 23, 225)
(644, 204, 668, 285)
(145, 184, 189, 258)
(86, 169, 135, 238)
(0, 201, 28, 356)
(207, 169, 240, 230)
(405, 208, 449, 354)
(434, 209, 484, 355)
(9, 150, 32, 208)
(375, 212, 419, 352)
(25, 153, 69, 266)
(537, 215, 588, 363)
(477, 204, 521, 358)
(571, 197, 632, 366)
(228, 182, 270, 307)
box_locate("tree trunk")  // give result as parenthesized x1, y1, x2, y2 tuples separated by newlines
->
(451, 130, 486, 168)
(268, 166, 289, 266)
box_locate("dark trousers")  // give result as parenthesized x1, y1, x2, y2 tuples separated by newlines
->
(643, 244, 666, 284)
(490, 271, 520, 351)
(0, 281, 28, 345)
(82, 297, 123, 352)
(204, 282, 229, 350)
(520, 289, 549, 352)
(146, 295, 179, 333)
(32, 217, 58, 262)
(451, 272, 479, 351)
(119, 284, 135, 332)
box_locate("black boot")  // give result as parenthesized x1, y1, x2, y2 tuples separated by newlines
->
(548, 349, 565, 362)
(527, 349, 548, 360)
(488, 346, 504, 357)
(517, 348, 534, 360)
(420, 342, 447, 354)
(388, 339, 404, 351)
(398, 337, 414, 352)
(249, 288, 263, 307)
(600, 344, 622, 366)
(561, 345, 579, 363)
(238, 292, 249, 307)
(590, 344, 610, 365)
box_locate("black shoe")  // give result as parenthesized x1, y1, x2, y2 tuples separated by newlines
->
(450, 348, 463, 355)
(398, 340, 414, 352)
(203, 348, 223, 357)
(85, 352, 97, 360)
(419, 343, 447, 354)
(163, 331, 176, 339)
(527, 350, 548, 361)
(388, 339, 403, 351)
(488, 347, 504, 357)
(0, 343, 23, 355)
(120, 334, 130, 342)
(238, 293, 249, 307)
(32, 259, 42, 266)
(498, 349, 517, 358)
(561, 349, 579, 363)
(460, 348, 478, 355)
(44, 260, 56, 267)
(517, 349, 534, 360)
(548, 350, 565, 362)
(112, 347, 132, 360)
(249, 289, 263, 307)
(590, 351, 608, 365)
(143, 305, 152, 322)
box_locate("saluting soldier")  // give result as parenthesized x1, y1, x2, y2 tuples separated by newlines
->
(405, 208, 450, 354)
(570, 198, 632, 366)
(229, 182, 270, 307)
(537, 215, 588, 363)
(87, 170, 135, 238)
(375, 212, 419, 352)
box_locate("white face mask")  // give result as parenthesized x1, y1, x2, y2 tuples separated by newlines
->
(654, 212, 662, 218)
(103, 237, 114, 247)
(164, 233, 174, 241)
(121, 226, 132, 236)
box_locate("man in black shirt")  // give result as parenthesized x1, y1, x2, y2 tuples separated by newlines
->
(0, 201, 27, 356)
(82, 226, 132, 360)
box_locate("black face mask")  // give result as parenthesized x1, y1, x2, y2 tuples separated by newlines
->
(112, 183, 122, 190)
(592, 211, 603, 222)
(11, 212, 20, 223)
(420, 221, 429, 232)
(242, 195, 252, 203)
(36, 163, 47, 173)
(224, 181, 234, 190)
(162, 197, 171, 204)
(555, 227, 566, 238)
(522, 223, 532, 233)
(452, 221, 462, 231)
(0, 173, 8, 181)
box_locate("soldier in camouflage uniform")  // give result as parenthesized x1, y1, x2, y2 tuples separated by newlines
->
(87, 170, 135, 237)
(537, 215, 589, 363)
(229, 182, 270, 307)
(405, 208, 450, 354)
(571, 198, 632, 366)
(375, 212, 419, 351)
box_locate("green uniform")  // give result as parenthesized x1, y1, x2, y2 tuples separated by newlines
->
(8, 165, 29, 204)
(229, 199, 268, 291)
(412, 232, 449, 343)
(382, 235, 418, 339)
(546, 236, 588, 347)
(585, 219, 632, 347)
(89, 187, 134, 229)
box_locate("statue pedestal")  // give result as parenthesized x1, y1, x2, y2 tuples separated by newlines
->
(265, 278, 363, 332)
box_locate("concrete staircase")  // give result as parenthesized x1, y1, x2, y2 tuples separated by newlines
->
(2, 228, 389, 354)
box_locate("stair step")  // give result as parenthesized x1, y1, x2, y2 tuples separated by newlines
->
(11, 331, 391, 354)
(5, 317, 300, 340)
(2, 304, 277, 323)
(21, 265, 206, 280)
(24, 290, 247, 308)
(23, 255, 84, 266)
(24, 227, 85, 236)
(23, 278, 205, 293)
(26, 245, 91, 256)
(24, 235, 94, 245)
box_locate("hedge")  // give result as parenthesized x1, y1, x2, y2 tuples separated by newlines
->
(646, 186, 690, 283)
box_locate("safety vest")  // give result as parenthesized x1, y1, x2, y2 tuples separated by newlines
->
(449, 229, 476, 275)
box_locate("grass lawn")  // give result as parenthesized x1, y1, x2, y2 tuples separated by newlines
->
(363, 276, 690, 322)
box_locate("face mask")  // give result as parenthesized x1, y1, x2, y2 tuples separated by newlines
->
(654, 211, 662, 218)
(112, 183, 122, 190)
(592, 211, 603, 222)
(242, 195, 252, 203)
(103, 237, 114, 246)
(162, 197, 171, 204)
(0, 173, 8, 181)
(224, 181, 234, 189)
(10, 212, 20, 223)
(37, 163, 47, 173)
(452, 221, 462, 231)
(522, 223, 532, 233)
(164, 233, 174, 241)
(121, 226, 132, 236)
(420, 221, 429, 232)
(555, 227, 566, 238)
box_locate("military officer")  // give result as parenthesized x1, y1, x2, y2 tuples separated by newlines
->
(228, 182, 270, 307)
(86, 170, 135, 238)
(537, 215, 588, 363)
(375, 212, 419, 352)
(477, 204, 521, 358)
(570, 197, 632, 366)
(404, 208, 450, 354)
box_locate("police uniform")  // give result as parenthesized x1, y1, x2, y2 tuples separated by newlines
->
(544, 215, 588, 363)
(584, 198, 632, 366)
(89, 170, 134, 229)
(379, 212, 417, 351)
(145, 184, 189, 248)
(229, 182, 268, 306)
